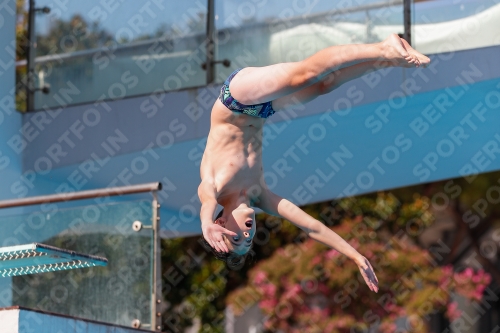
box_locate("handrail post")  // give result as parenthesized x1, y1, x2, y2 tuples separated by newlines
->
(206, 0, 215, 84)
(26, 0, 36, 111)
(403, 0, 412, 45)
(151, 191, 162, 331)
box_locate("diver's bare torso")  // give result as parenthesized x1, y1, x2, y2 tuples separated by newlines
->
(200, 99, 268, 205)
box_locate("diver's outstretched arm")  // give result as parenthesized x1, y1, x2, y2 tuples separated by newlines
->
(256, 189, 379, 293)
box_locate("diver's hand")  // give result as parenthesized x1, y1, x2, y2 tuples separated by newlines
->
(355, 255, 379, 293)
(202, 221, 237, 253)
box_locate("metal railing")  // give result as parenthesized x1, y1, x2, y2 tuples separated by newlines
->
(0, 182, 161, 208)
(0, 182, 163, 331)
(16, 0, 409, 70)
(16, 0, 411, 111)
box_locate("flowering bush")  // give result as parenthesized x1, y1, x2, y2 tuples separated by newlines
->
(227, 215, 491, 333)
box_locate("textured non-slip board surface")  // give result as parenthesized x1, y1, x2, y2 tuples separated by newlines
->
(0, 243, 107, 277)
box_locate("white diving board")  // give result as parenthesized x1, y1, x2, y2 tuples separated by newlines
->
(0, 243, 108, 277)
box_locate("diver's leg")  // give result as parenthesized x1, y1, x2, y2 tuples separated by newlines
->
(272, 60, 394, 110)
(229, 34, 423, 106)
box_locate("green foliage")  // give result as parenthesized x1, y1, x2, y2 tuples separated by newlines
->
(227, 194, 491, 333)
(35, 14, 114, 56)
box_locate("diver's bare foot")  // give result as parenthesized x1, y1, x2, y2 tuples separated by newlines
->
(380, 33, 419, 68)
(400, 38, 431, 68)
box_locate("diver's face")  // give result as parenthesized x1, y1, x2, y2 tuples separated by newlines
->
(223, 205, 256, 255)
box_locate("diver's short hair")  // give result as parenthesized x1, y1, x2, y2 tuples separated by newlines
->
(200, 237, 253, 270)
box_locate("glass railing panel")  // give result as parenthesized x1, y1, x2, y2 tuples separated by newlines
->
(32, 0, 208, 110)
(412, 0, 500, 53)
(215, 0, 404, 82)
(0, 199, 153, 328)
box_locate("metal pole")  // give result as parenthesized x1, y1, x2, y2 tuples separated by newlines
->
(0, 182, 162, 209)
(151, 191, 162, 331)
(403, 0, 412, 45)
(26, 0, 36, 111)
(206, 0, 215, 84)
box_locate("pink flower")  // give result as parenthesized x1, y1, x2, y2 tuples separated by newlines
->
(446, 302, 462, 321)
(380, 322, 397, 333)
(303, 279, 316, 291)
(471, 284, 486, 300)
(259, 299, 278, 312)
(263, 320, 274, 330)
(472, 291, 483, 301)
(439, 276, 451, 289)
(261, 283, 277, 297)
(442, 265, 453, 277)
(283, 284, 301, 300)
(325, 249, 340, 259)
(452, 268, 473, 284)
(311, 255, 322, 265)
(317, 283, 329, 294)
(397, 306, 406, 316)
(337, 318, 346, 327)
(254, 271, 267, 284)
(476, 284, 485, 294)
